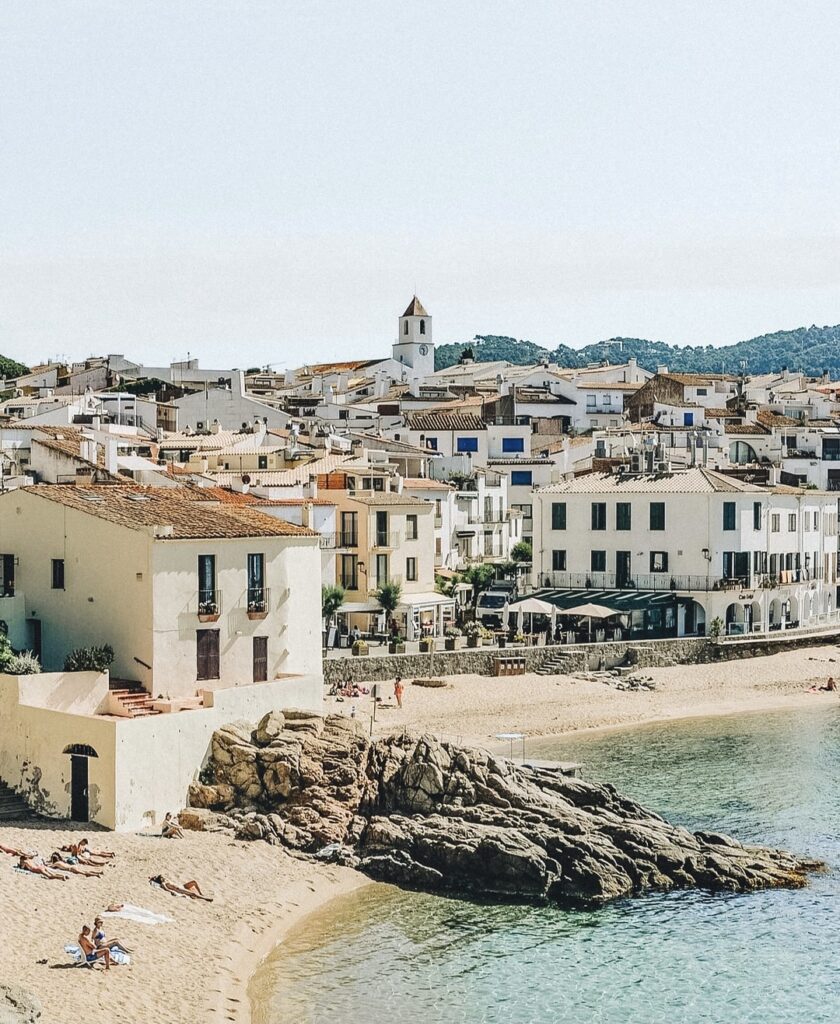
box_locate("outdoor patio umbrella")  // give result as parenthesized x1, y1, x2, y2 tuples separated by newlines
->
(509, 597, 555, 633)
(561, 602, 619, 641)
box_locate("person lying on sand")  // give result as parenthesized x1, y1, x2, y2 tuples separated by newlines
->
(93, 915, 133, 954)
(161, 812, 184, 839)
(17, 855, 68, 880)
(60, 840, 113, 866)
(149, 875, 213, 901)
(0, 843, 36, 858)
(48, 853, 103, 878)
(79, 926, 110, 969)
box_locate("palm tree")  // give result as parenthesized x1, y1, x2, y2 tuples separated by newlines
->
(375, 579, 402, 636)
(321, 584, 345, 643)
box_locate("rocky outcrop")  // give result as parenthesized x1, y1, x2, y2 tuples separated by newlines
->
(190, 711, 821, 908)
(0, 986, 41, 1024)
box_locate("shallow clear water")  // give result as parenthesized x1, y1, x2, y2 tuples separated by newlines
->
(252, 707, 840, 1024)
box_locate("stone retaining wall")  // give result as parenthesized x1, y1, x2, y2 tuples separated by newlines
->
(323, 626, 840, 683)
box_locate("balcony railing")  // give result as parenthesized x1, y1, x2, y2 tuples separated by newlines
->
(319, 533, 336, 549)
(246, 586, 270, 619)
(542, 571, 827, 593)
(372, 531, 401, 549)
(337, 532, 358, 548)
(467, 512, 508, 524)
(197, 589, 221, 622)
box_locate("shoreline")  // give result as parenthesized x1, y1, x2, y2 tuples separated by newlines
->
(2, 644, 838, 1024)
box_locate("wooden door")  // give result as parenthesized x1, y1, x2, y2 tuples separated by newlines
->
(70, 755, 89, 821)
(197, 629, 220, 681)
(253, 636, 268, 682)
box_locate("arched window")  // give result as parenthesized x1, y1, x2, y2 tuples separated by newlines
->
(404, 321, 408, 335)
(419, 319, 425, 335)
(63, 743, 99, 758)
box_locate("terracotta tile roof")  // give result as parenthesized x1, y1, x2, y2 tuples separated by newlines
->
(537, 467, 760, 494)
(405, 410, 486, 431)
(400, 477, 454, 490)
(346, 492, 431, 506)
(661, 373, 737, 385)
(302, 359, 380, 375)
(723, 423, 770, 435)
(209, 453, 352, 487)
(756, 410, 801, 427)
(15, 485, 317, 539)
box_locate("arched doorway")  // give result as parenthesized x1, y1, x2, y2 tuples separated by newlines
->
(725, 602, 745, 635)
(749, 601, 762, 633)
(684, 599, 706, 636)
(63, 744, 98, 822)
(769, 598, 782, 630)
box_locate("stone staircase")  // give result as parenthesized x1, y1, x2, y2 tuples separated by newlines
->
(0, 779, 34, 821)
(535, 651, 581, 675)
(109, 678, 161, 718)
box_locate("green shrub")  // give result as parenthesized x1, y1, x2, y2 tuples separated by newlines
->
(7, 651, 41, 675)
(64, 644, 115, 672)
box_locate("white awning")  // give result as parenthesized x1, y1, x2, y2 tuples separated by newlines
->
(337, 601, 381, 614)
(398, 592, 455, 609)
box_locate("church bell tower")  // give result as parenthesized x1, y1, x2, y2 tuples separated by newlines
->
(392, 295, 434, 378)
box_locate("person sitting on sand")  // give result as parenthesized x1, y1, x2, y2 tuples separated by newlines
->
(79, 925, 110, 968)
(161, 812, 184, 839)
(93, 915, 132, 954)
(819, 677, 837, 692)
(16, 855, 68, 881)
(149, 875, 213, 901)
(48, 853, 103, 878)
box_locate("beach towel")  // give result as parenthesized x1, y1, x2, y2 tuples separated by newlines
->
(64, 943, 130, 966)
(103, 903, 173, 925)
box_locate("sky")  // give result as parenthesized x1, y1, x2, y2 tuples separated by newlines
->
(2, 0, 840, 370)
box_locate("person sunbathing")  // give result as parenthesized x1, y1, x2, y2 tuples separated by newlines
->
(0, 843, 36, 858)
(17, 855, 68, 880)
(60, 840, 112, 866)
(149, 875, 213, 901)
(93, 915, 132, 954)
(161, 812, 184, 839)
(48, 853, 103, 878)
(79, 926, 110, 969)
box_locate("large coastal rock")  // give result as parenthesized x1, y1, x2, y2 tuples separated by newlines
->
(190, 711, 820, 908)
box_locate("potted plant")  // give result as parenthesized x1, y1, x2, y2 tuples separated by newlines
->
(464, 621, 481, 648)
(708, 616, 724, 642)
(513, 632, 526, 645)
(198, 595, 220, 622)
(444, 626, 461, 651)
(388, 634, 406, 655)
(351, 639, 369, 657)
(419, 636, 435, 653)
(497, 633, 507, 648)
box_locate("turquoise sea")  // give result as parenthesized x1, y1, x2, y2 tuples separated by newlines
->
(251, 706, 840, 1024)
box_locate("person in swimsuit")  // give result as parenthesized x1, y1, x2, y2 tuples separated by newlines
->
(161, 812, 184, 839)
(394, 676, 404, 709)
(79, 926, 110, 968)
(0, 843, 35, 858)
(149, 875, 213, 901)
(48, 853, 103, 877)
(60, 841, 111, 866)
(92, 915, 132, 954)
(17, 855, 68, 880)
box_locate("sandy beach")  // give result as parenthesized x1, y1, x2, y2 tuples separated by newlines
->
(2, 644, 838, 1023)
(337, 644, 840, 748)
(0, 825, 364, 1024)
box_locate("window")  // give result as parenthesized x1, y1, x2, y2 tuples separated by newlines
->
(650, 551, 668, 573)
(696, 387, 708, 396)
(649, 502, 665, 531)
(375, 554, 388, 586)
(0, 554, 14, 597)
(771, 513, 780, 533)
(258, 454, 268, 470)
(723, 502, 736, 531)
(586, 394, 596, 409)
(683, 412, 694, 426)
(616, 502, 631, 530)
(591, 502, 607, 531)
(404, 320, 408, 335)
(376, 510, 389, 547)
(406, 557, 417, 581)
(788, 514, 797, 531)
(406, 514, 418, 540)
(552, 550, 567, 571)
(511, 470, 533, 486)
(456, 436, 479, 453)
(753, 502, 762, 530)
(419, 319, 425, 335)
(340, 555, 358, 590)
(247, 553, 266, 607)
(339, 511, 358, 547)
(551, 502, 566, 530)
(425, 436, 438, 450)
(196, 629, 220, 681)
(51, 558, 65, 590)
(813, 510, 819, 530)
(502, 437, 524, 453)
(591, 550, 606, 572)
(198, 555, 216, 604)
(253, 636, 268, 683)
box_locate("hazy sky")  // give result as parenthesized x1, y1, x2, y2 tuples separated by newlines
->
(2, 1, 839, 369)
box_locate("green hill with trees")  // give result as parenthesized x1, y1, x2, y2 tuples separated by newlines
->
(0, 354, 29, 379)
(434, 325, 840, 376)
